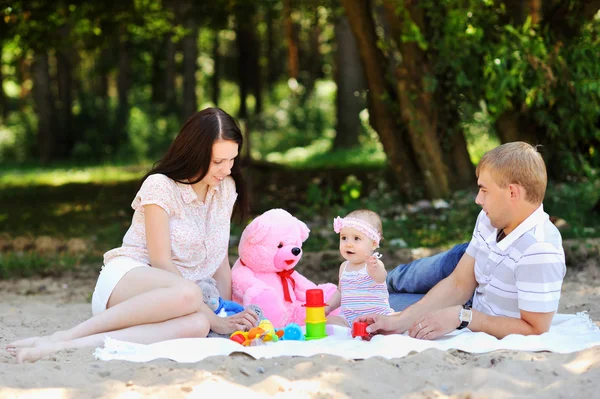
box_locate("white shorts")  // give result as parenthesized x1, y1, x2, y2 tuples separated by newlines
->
(91, 257, 148, 316)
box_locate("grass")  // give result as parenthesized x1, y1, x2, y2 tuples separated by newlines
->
(0, 163, 150, 187)
(1, 157, 598, 278)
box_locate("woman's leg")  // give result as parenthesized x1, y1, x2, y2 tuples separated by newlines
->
(8, 266, 257, 350)
(387, 243, 468, 311)
(9, 267, 206, 349)
(14, 311, 211, 363)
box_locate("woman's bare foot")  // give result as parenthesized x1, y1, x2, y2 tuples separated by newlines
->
(6, 336, 42, 350)
(7, 330, 71, 351)
(15, 341, 63, 363)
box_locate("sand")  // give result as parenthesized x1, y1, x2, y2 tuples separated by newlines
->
(1, 265, 599, 399)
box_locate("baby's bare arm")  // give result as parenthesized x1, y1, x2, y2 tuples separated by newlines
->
(366, 258, 386, 284)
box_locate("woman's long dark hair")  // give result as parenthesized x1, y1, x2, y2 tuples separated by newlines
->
(141, 107, 249, 221)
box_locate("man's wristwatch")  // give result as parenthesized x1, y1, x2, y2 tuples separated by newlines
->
(457, 305, 472, 330)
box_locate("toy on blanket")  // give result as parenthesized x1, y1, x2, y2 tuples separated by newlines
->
(351, 321, 371, 341)
(197, 277, 244, 317)
(198, 277, 263, 339)
(303, 289, 328, 340)
(230, 319, 281, 346)
(229, 320, 306, 346)
(231, 208, 337, 328)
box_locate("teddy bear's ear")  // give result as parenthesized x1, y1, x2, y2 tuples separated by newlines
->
(297, 219, 310, 242)
(246, 218, 271, 245)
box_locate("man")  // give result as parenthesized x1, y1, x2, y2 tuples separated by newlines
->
(361, 142, 566, 339)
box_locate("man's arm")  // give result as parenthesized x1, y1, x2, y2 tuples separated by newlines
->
(468, 309, 554, 338)
(366, 252, 478, 334)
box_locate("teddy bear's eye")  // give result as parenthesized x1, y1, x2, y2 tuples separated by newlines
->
(277, 242, 283, 248)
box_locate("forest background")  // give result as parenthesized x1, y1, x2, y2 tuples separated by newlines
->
(0, 0, 599, 279)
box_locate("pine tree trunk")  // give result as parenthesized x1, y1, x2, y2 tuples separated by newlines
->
(340, 0, 421, 197)
(0, 41, 8, 122)
(95, 48, 110, 119)
(283, 0, 299, 80)
(236, 23, 249, 120)
(32, 52, 55, 163)
(151, 36, 166, 104)
(265, 5, 277, 91)
(165, 32, 177, 112)
(116, 26, 132, 145)
(212, 31, 220, 106)
(333, 15, 365, 150)
(56, 47, 74, 158)
(182, 12, 198, 120)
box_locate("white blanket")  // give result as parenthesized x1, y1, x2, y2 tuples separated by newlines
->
(94, 312, 600, 363)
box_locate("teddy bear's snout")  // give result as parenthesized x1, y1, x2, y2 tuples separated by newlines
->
(291, 247, 301, 256)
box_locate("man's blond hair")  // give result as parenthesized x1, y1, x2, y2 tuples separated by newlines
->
(476, 141, 547, 204)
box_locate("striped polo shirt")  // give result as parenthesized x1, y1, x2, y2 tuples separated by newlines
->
(466, 205, 566, 318)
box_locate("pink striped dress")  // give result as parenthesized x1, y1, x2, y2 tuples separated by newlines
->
(340, 261, 394, 326)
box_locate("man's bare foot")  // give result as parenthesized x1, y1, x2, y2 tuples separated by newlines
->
(15, 342, 63, 363)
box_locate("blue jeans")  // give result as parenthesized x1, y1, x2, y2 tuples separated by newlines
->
(387, 243, 468, 311)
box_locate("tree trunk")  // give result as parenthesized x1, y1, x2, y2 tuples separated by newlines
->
(212, 31, 221, 106)
(182, 11, 198, 120)
(56, 43, 74, 158)
(265, 5, 277, 91)
(165, 32, 177, 112)
(32, 52, 55, 163)
(116, 26, 132, 145)
(0, 41, 8, 122)
(340, 0, 421, 196)
(333, 15, 365, 150)
(543, 0, 600, 41)
(151, 36, 166, 104)
(525, 0, 542, 24)
(303, 10, 322, 98)
(494, 111, 538, 145)
(95, 48, 110, 118)
(283, 0, 299, 80)
(236, 5, 261, 119)
(594, 198, 600, 214)
(444, 128, 475, 189)
(383, 0, 450, 198)
(236, 22, 249, 119)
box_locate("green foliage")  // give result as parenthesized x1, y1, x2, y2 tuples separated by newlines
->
(0, 108, 37, 163)
(0, 252, 81, 279)
(482, 17, 600, 177)
(123, 107, 180, 161)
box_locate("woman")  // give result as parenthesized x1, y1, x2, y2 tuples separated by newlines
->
(7, 108, 259, 363)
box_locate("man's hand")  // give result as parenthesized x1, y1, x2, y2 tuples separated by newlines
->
(408, 305, 461, 340)
(355, 313, 405, 335)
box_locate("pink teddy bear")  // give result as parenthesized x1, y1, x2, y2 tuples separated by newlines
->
(232, 208, 337, 328)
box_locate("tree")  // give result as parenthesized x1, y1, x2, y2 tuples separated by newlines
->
(179, 0, 198, 121)
(381, 0, 450, 198)
(283, 0, 299, 80)
(340, 0, 422, 197)
(32, 52, 56, 163)
(486, 0, 600, 179)
(332, 15, 365, 150)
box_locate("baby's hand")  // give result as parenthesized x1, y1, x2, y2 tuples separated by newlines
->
(366, 255, 380, 270)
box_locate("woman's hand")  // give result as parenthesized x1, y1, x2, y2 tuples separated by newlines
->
(210, 308, 260, 335)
